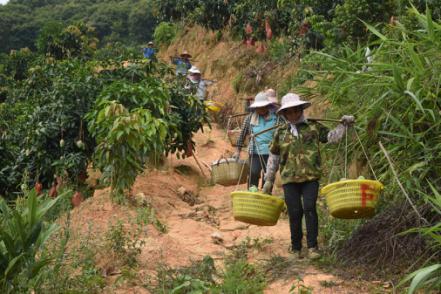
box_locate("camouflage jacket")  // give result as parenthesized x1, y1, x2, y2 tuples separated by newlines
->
(269, 121, 329, 184)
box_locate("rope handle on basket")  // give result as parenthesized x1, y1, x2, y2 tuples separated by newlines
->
(327, 126, 379, 183)
(214, 154, 228, 166)
(227, 113, 248, 132)
(225, 116, 232, 140)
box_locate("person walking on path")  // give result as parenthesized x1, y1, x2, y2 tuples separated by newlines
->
(171, 50, 192, 76)
(262, 93, 354, 259)
(185, 66, 208, 101)
(234, 92, 279, 189)
(143, 41, 156, 61)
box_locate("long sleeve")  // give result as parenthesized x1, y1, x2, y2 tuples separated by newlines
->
(327, 123, 347, 144)
(264, 152, 280, 182)
(236, 114, 251, 151)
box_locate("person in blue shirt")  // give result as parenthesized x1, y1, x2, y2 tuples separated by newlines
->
(143, 41, 156, 61)
(171, 50, 192, 76)
(233, 92, 279, 189)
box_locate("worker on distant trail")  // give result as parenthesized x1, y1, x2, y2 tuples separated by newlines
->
(171, 50, 192, 76)
(185, 66, 207, 101)
(262, 93, 354, 260)
(234, 92, 279, 190)
(143, 41, 156, 60)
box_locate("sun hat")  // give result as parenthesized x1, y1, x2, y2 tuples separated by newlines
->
(188, 66, 201, 74)
(277, 93, 311, 113)
(249, 92, 273, 108)
(265, 88, 276, 98)
(148, 41, 154, 45)
(180, 50, 192, 58)
(265, 88, 278, 104)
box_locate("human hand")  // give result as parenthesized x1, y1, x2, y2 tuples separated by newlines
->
(341, 115, 355, 126)
(262, 181, 274, 195)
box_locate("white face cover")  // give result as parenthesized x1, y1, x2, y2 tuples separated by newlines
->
(189, 74, 200, 83)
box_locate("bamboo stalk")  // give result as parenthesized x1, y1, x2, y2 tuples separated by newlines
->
(378, 141, 430, 225)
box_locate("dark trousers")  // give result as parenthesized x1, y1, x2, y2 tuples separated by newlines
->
(248, 153, 269, 189)
(283, 180, 319, 251)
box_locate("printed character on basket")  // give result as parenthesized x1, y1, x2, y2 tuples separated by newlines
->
(233, 91, 280, 191)
(262, 93, 354, 260)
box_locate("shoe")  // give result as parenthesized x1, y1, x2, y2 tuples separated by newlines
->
(307, 247, 321, 260)
(288, 247, 304, 260)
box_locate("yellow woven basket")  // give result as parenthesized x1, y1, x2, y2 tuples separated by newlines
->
(231, 191, 285, 226)
(320, 179, 384, 219)
(204, 100, 223, 113)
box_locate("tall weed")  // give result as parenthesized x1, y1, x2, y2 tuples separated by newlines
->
(399, 183, 441, 293)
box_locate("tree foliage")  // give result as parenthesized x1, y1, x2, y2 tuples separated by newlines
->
(0, 0, 158, 53)
(0, 23, 208, 199)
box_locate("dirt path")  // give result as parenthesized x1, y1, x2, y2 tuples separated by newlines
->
(72, 124, 371, 293)
(134, 124, 370, 293)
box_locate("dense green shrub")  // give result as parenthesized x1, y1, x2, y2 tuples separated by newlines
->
(332, 0, 397, 43)
(153, 22, 178, 46)
(93, 42, 141, 62)
(188, 0, 233, 30)
(2, 48, 35, 81)
(36, 22, 98, 60)
(86, 81, 169, 201)
(0, 59, 100, 197)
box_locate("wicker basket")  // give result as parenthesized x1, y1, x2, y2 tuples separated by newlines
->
(320, 179, 383, 219)
(227, 129, 249, 147)
(204, 100, 222, 113)
(231, 191, 285, 226)
(211, 158, 249, 186)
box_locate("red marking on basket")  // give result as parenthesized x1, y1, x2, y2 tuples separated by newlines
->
(360, 184, 374, 207)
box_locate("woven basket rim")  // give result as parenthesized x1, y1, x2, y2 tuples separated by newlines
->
(321, 179, 384, 196)
(230, 191, 284, 205)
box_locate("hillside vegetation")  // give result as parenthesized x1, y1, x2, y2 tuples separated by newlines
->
(0, 0, 440, 293)
(0, 0, 158, 53)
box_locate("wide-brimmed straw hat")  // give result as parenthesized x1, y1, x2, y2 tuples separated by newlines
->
(265, 88, 276, 98)
(277, 93, 311, 113)
(180, 50, 192, 58)
(265, 88, 278, 104)
(249, 92, 273, 108)
(188, 66, 201, 74)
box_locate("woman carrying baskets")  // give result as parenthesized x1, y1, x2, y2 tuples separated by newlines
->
(233, 91, 279, 189)
(262, 93, 354, 259)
